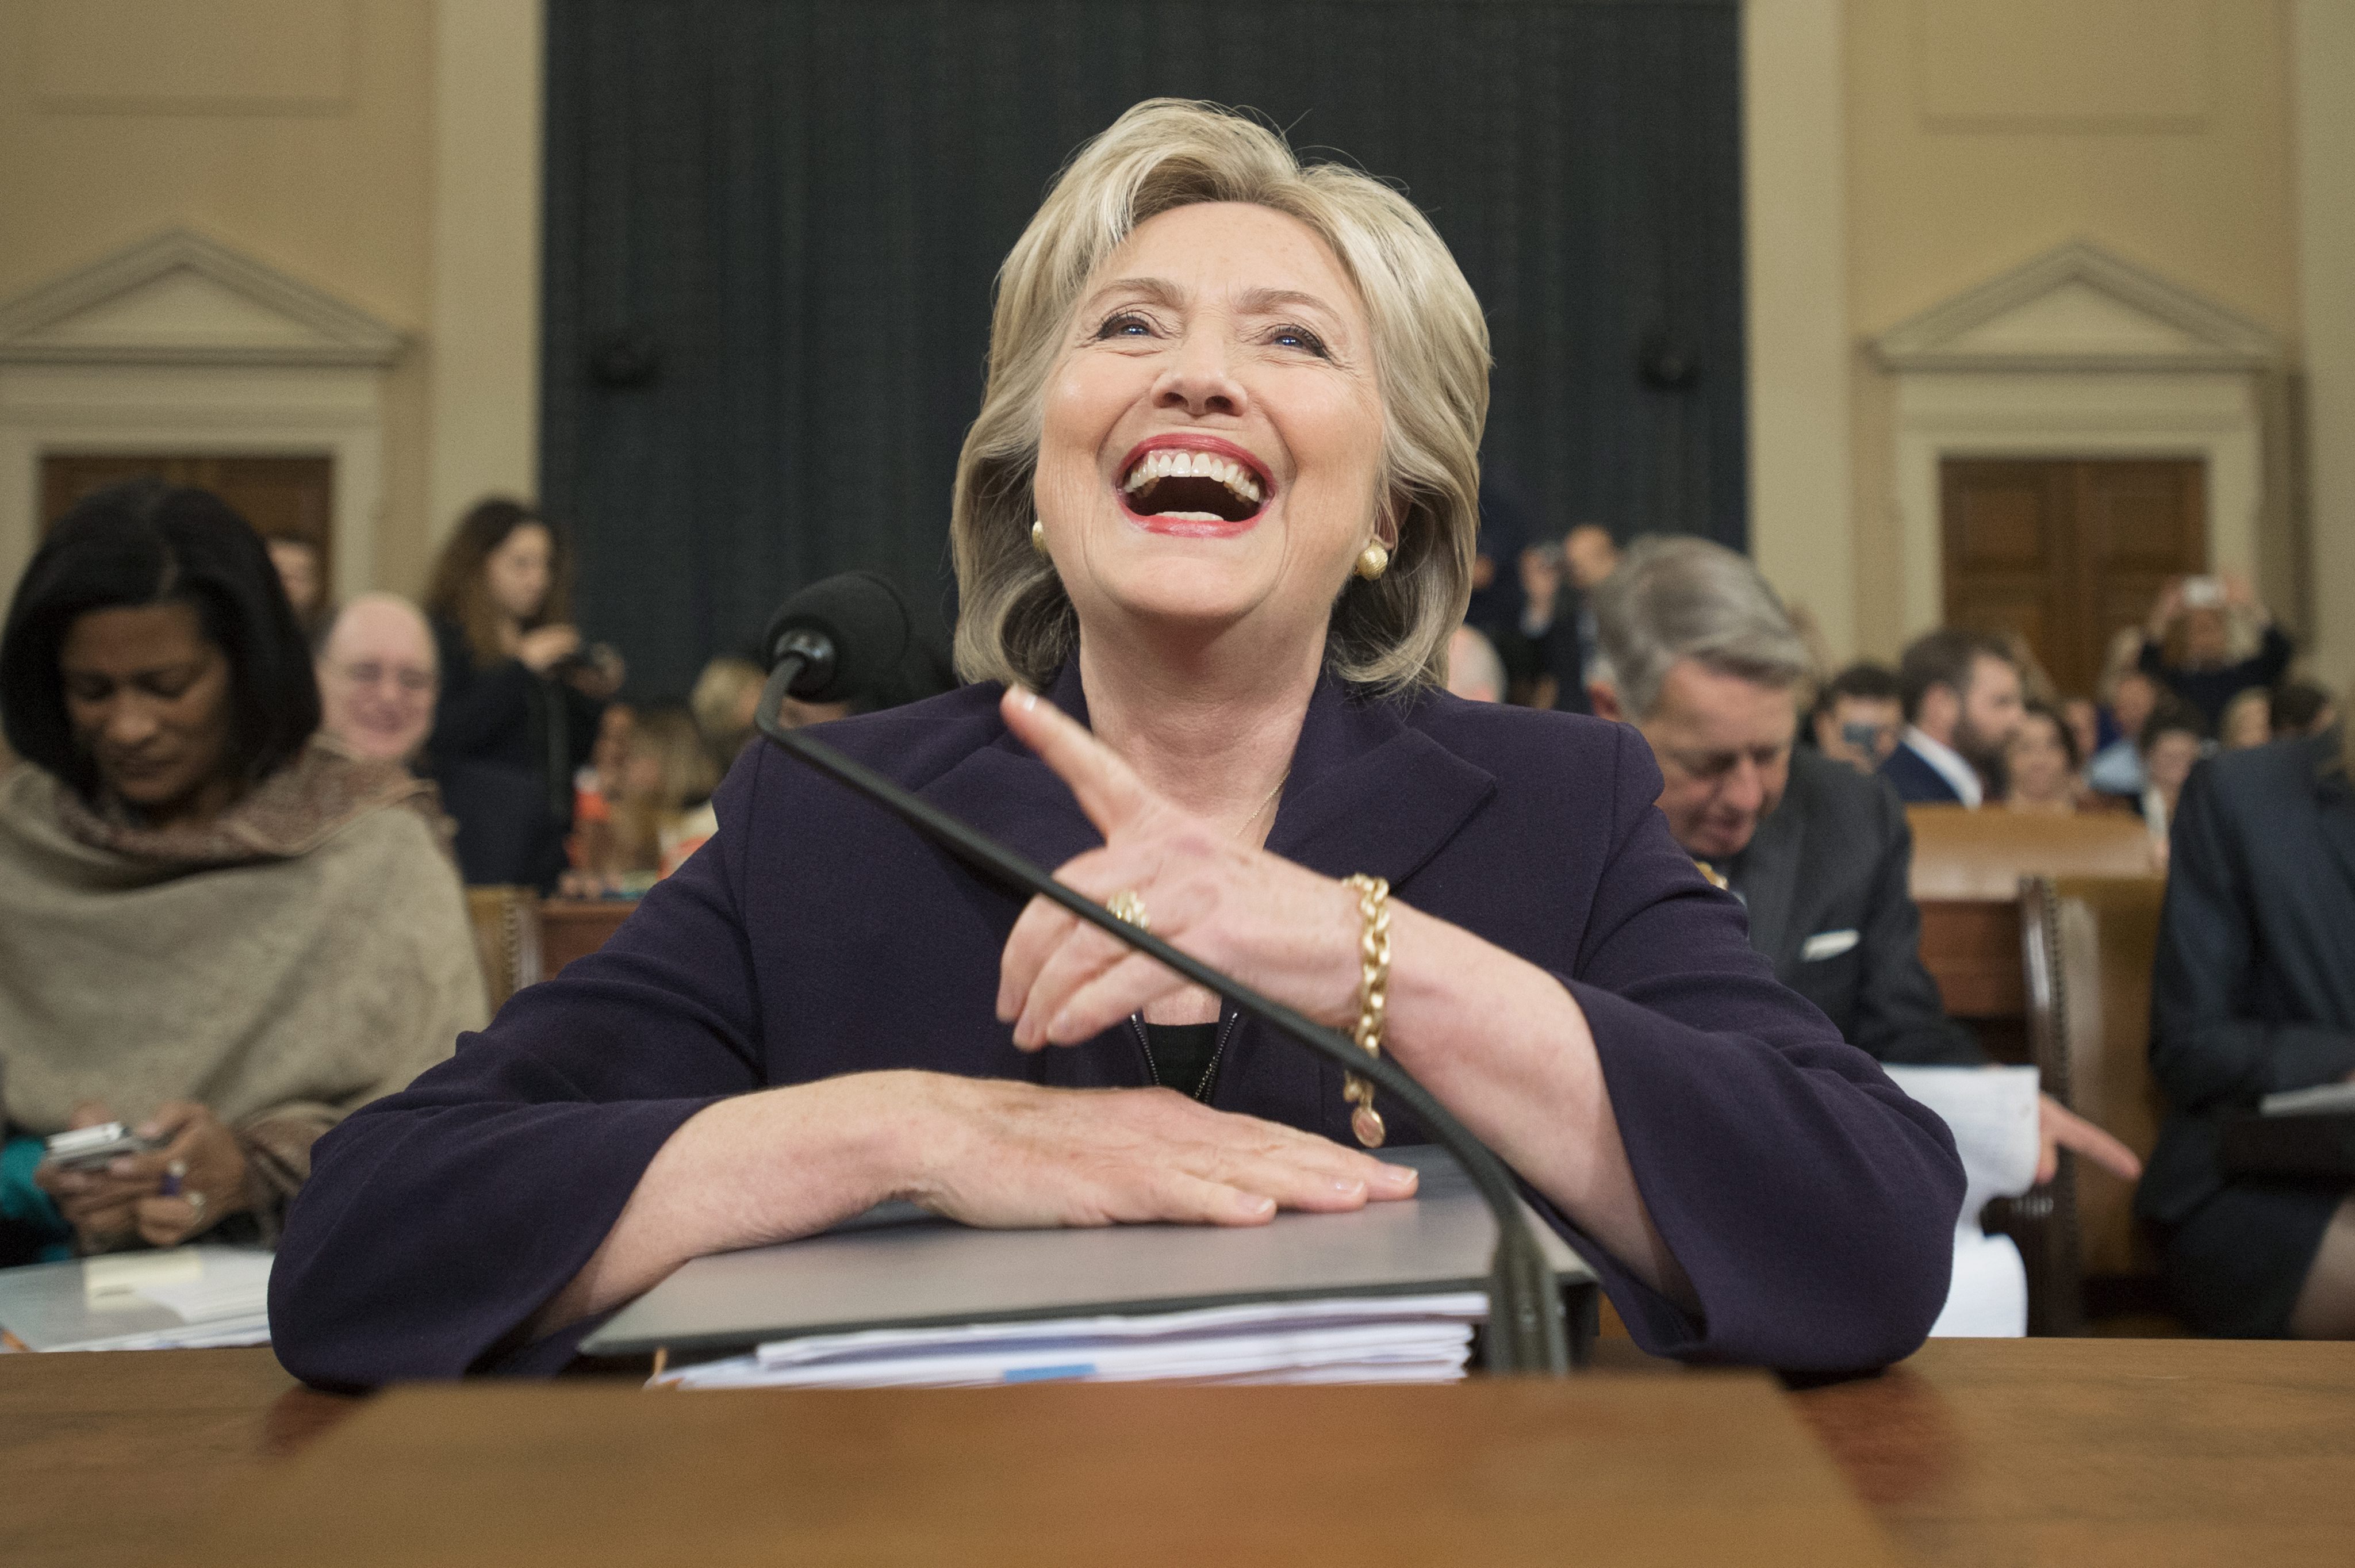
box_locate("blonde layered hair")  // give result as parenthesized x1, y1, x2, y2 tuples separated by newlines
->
(950, 99, 1490, 693)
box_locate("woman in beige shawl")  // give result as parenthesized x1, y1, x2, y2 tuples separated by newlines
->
(0, 482, 485, 1263)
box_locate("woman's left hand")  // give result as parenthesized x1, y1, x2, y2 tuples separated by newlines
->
(125, 1102, 249, 1248)
(994, 687, 1361, 1048)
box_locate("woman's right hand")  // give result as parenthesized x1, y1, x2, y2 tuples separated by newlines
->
(896, 1074, 1419, 1228)
(516, 624, 583, 673)
(534, 1071, 1418, 1335)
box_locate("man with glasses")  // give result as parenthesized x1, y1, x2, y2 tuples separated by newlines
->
(316, 592, 439, 768)
(1587, 536, 2137, 1184)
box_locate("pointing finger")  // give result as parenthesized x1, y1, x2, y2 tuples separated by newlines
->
(1001, 687, 1153, 836)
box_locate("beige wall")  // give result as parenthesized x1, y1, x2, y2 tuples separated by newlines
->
(0, 0, 538, 597)
(1841, 0, 2304, 662)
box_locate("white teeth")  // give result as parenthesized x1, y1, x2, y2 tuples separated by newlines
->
(1120, 447, 1265, 506)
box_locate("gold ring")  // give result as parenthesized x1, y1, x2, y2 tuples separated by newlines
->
(1106, 888, 1149, 931)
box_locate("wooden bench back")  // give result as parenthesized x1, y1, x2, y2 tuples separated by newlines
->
(1907, 806, 2152, 902)
(465, 885, 545, 1013)
(2023, 874, 2169, 1285)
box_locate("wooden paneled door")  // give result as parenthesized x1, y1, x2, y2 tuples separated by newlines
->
(40, 454, 335, 586)
(1940, 458, 2204, 697)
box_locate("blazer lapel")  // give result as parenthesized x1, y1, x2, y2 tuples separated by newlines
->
(1736, 785, 1806, 969)
(1264, 676, 1497, 888)
(914, 661, 1102, 889)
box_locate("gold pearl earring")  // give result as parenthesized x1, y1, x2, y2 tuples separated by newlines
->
(1031, 519, 1048, 556)
(1355, 541, 1390, 581)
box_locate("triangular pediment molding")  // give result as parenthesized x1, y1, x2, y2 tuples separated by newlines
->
(0, 229, 406, 369)
(1874, 240, 2279, 373)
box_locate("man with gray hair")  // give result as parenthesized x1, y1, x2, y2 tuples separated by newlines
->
(1588, 536, 2137, 1184)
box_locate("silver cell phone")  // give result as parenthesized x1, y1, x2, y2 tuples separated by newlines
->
(43, 1122, 159, 1171)
(2182, 576, 2225, 609)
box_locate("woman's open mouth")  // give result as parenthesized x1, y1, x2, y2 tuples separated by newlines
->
(1115, 435, 1272, 536)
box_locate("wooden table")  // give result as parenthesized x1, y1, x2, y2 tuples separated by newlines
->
(3, 1340, 2351, 1567)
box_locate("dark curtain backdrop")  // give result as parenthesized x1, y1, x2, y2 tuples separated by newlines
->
(543, 0, 1743, 699)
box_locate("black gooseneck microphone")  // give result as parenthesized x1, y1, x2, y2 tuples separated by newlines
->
(756, 573, 1572, 1375)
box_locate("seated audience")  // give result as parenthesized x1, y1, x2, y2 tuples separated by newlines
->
(423, 499, 623, 890)
(2139, 697, 2208, 871)
(2087, 667, 2162, 797)
(1811, 661, 1904, 774)
(1444, 623, 1505, 703)
(262, 531, 328, 645)
(2004, 700, 2082, 815)
(2139, 574, 2292, 733)
(569, 707, 720, 894)
(691, 655, 768, 769)
(2220, 687, 2273, 750)
(1587, 536, 2137, 1184)
(0, 482, 482, 1266)
(316, 592, 438, 767)
(2060, 696, 2104, 773)
(560, 704, 634, 896)
(2271, 679, 2338, 739)
(1882, 628, 2024, 807)
(2142, 706, 2355, 1337)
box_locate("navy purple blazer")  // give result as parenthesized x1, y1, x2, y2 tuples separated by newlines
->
(271, 665, 1963, 1386)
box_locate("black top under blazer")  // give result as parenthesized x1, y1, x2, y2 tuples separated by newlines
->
(1735, 749, 1982, 1066)
(270, 665, 1964, 1387)
(2140, 733, 2355, 1230)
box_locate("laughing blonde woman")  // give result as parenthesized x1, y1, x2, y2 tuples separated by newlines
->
(274, 100, 1962, 1386)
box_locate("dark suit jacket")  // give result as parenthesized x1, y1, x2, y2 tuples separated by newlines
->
(1734, 750, 1982, 1066)
(271, 666, 1962, 1386)
(2138, 734, 2355, 1228)
(1880, 739, 1965, 806)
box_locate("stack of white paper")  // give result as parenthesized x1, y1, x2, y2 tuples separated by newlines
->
(1884, 1065, 2041, 1338)
(654, 1292, 1486, 1390)
(0, 1246, 271, 1352)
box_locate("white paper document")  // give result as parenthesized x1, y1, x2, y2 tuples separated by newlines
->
(1884, 1065, 2042, 1339)
(654, 1291, 1487, 1390)
(0, 1246, 271, 1352)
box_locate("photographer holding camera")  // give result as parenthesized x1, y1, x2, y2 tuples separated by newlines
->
(2140, 574, 2293, 735)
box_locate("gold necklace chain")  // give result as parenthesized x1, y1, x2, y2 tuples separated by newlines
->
(1234, 769, 1290, 842)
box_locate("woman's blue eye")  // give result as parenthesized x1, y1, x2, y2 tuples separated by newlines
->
(1272, 327, 1328, 356)
(1098, 313, 1153, 339)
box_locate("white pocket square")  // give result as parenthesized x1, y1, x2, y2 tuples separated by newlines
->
(1800, 929, 1861, 961)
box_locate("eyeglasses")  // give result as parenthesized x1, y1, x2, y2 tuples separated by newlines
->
(329, 661, 435, 696)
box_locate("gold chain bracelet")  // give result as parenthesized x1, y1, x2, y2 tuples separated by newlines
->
(1339, 873, 1393, 1147)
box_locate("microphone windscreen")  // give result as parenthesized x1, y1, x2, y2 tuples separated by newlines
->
(762, 570, 912, 703)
